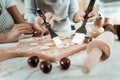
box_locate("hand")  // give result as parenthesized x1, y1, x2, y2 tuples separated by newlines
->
(73, 9, 85, 23)
(73, 8, 97, 23)
(34, 12, 55, 36)
(87, 8, 97, 22)
(34, 17, 48, 36)
(6, 23, 34, 42)
(45, 12, 55, 28)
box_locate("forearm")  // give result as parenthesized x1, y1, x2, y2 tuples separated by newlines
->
(7, 6, 25, 24)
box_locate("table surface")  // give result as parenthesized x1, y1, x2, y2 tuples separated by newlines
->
(0, 22, 120, 80)
(0, 36, 120, 80)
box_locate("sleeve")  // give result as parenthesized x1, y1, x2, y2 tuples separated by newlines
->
(6, 0, 17, 8)
(24, 0, 37, 23)
(68, 0, 79, 22)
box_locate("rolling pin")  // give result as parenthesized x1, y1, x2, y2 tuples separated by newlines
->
(82, 31, 114, 73)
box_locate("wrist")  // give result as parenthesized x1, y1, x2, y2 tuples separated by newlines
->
(0, 33, 8, 43)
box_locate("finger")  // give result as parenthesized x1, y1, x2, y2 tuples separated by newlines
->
(88, 8, 96, 18)
(45, 12, 53, 22)
(26, 22, 35, 30)
(48, 15, 55, 28)
(41, 26, 49, 36)
(18, 29, 34, 34)
(13, 26, 33, 33)
(37, 21, 47, 32)
(35, 17, 44, 24)
(80, 10, 85, 17)
(36, 18, 48, 33)
(23, 24, 34, 31)
(80, 16, 84, 21)
(88, 12, 95, 18)
(35, 23, 46, 36)
(34, 17, 44, 31)
(15, 23, 34, 32)
(87, 17, 95, 22)
(17, 25, 33, 32)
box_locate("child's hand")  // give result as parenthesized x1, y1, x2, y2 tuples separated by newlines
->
(34, 12, 55, 36)
(73, 8, 97, 23)
(45, 12, 55, 28)
(87, 8, 97, 22)
(73, 9, 85, 23)
(6, 23, 34, 42)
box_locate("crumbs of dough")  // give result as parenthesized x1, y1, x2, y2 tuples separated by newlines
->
(44, 43, 54, 47)
(30, 43, 39, 46)
(40, 45, 50, 50)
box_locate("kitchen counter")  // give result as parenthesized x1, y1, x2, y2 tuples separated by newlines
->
(0, 20, 120, 80)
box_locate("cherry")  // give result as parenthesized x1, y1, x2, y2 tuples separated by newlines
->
(60, 57, 71, 70)
(84, 36, 92, 43)
(40, 61, 52, 73)
(32, 31, 42, 37)
(28, 56, 39, 68)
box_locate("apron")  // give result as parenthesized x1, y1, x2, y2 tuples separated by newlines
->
(34, 0, 72, 33)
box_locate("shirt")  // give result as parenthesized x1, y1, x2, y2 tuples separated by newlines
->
(0, 0, 16, 33)
(24, 0, 79, 23)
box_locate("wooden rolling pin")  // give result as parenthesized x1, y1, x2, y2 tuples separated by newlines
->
(82, 31, 114, 73)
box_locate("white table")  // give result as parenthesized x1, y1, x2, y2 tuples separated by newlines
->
(0, 38, 120, 80)
(0, 42, 18, 50)
(0, 22, 120, 80)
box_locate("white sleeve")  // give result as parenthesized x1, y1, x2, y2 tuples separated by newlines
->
(6, 0, 17, 8)
(68, 0, 79, 21)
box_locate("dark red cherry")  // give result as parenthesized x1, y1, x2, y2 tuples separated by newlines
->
(28, 56, 39, 68)
(115, 25, 120, 40)
(84, 36, 92, 43)
(40, 61, 52, 73)
(60, 57, 71, 70)
(32, 31, 42, 37)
